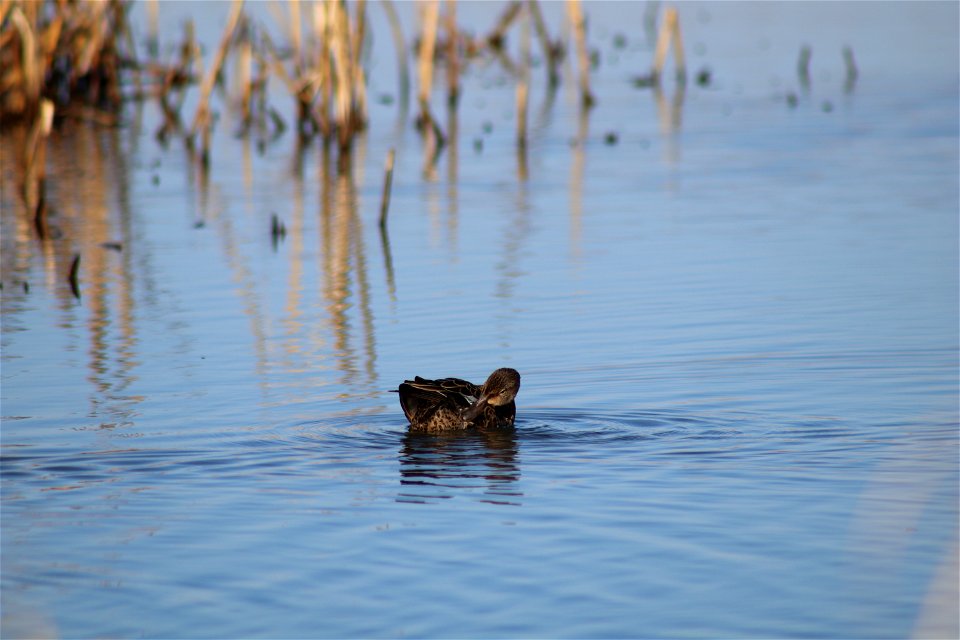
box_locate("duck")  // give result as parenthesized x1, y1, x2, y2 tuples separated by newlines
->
(395, 368, 521, 431)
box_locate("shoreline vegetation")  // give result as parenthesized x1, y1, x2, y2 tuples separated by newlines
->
(0, 0, 690, 227)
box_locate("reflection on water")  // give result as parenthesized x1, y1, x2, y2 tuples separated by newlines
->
(2, 2, 957, 638)
(1, 103, 387, 425)
(398, 428, 521, 505)
(654, 82, 685, 163)
(1, 117, 146, 430)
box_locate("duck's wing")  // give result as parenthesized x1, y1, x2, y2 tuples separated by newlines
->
(396, 376, 480, 424)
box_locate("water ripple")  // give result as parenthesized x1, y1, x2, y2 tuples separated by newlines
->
(1, 407, 935, 503)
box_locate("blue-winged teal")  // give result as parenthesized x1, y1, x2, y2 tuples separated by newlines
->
(395, 368, 521, 431)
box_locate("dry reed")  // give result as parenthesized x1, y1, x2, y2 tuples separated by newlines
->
(516, 2, 530, 150)
(486, 1, 522, 50)
(651, 6, 686, 85)
(24, 98, 54, 227)
(527, 0, 561, 89)
(0, 0, 649, 226)
(567, 0, 594, 108)
(190, 0, 244, 165)
(381, 0, 410, 107)
(445, 0, 460, 108)
(417, 0, 440, 130)
(1, 0, 129, 122)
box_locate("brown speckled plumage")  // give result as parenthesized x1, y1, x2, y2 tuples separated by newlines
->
(395, 368, 521, 432)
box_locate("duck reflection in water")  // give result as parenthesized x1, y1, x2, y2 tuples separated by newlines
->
(393, 369, 522, 504)
(398, 428, 522, 505)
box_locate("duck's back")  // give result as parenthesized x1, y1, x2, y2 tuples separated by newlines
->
(397, 376, 480, 431)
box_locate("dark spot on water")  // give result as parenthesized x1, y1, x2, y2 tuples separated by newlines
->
(604, 132, 619, 145)
(696, 67, 712, 87)
(632, 74, 657, 89)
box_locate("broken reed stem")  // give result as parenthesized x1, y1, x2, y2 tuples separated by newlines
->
(146, 0, 159, 57)
(351, 0, 369, 133)
(567, 0, 594, 108)
(235, 17, 253, 127)
(516, 80, 529, 148)
(190, 0, 245, 160)
(527, 0, 558, 88)
(23, 98, 54, 222)
(487, 0, 522, 49)
(118, 2, 143, 97)
(652, 7, 686, 84)
(516, 2, 530, 149)
(379, 148, 396, 230)
(651, 9, 671, 81)
(381, 0, 410, 107)
(8, 6, 41, 112)
(417, 0, 440, 126)
(670, 8, 686, 83)
(313, 1, 332, 138)
(288, 0, 302, 76)
(327, 0, 366, 151)
(329, 0, 355, 150)
(445, 0, 460, 108)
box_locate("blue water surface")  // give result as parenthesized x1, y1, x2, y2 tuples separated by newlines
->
(2, 2, 957, 638)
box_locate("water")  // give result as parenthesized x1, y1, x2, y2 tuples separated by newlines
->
(2, 2, 958, 637)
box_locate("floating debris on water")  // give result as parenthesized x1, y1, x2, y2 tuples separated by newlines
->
(696, 67, 712, 87)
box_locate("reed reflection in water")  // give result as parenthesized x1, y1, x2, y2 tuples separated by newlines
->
(1, 113, 390, 426)
(1, 3, 957, 637)
(1, 115, 147, 429)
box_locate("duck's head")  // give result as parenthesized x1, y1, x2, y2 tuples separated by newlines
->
(462, 368, 521, 422)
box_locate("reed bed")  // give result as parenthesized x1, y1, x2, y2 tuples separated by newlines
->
(0, 1, 131, 123)
(1, 0, 133, 221)
(2, 1, 694, 237)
